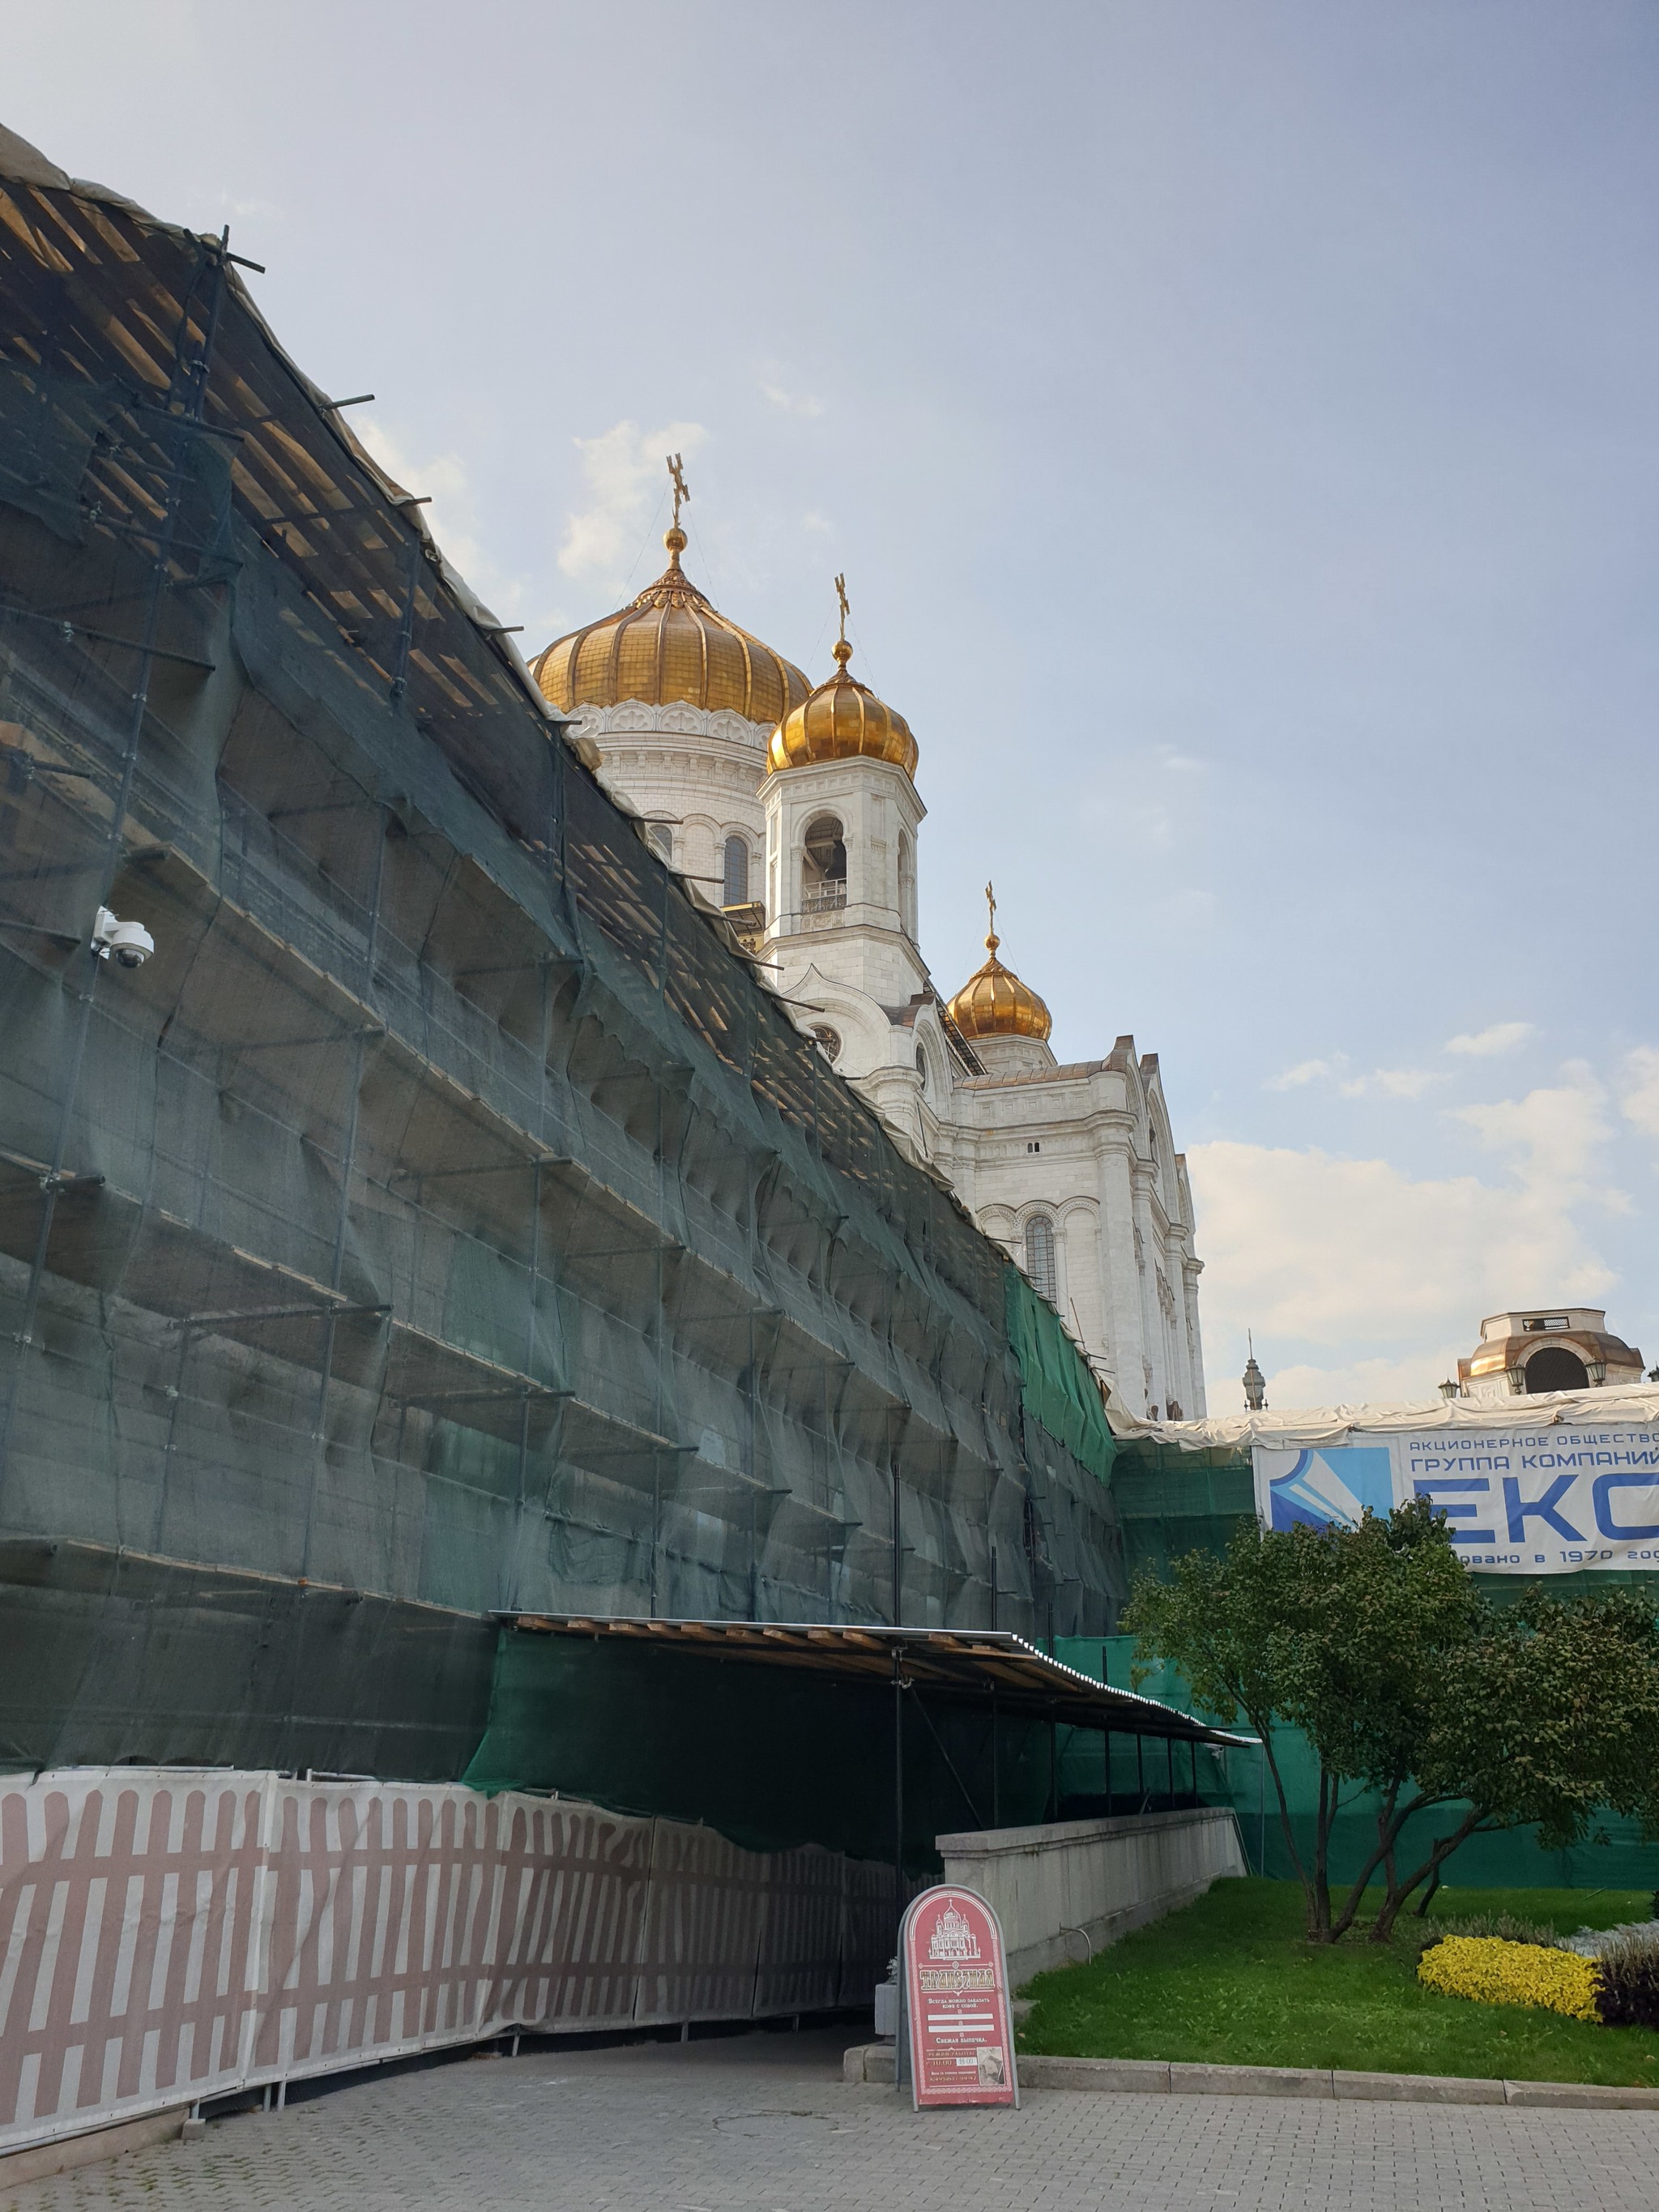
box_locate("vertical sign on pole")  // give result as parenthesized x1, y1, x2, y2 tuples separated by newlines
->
(899, 1884, 1019, 2109)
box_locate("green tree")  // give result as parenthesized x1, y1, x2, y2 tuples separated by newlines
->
(1123, 1498, 1475, 1939)
(1369, 1590, 1659, 1941)
(1121, 1503, 1659, 1942)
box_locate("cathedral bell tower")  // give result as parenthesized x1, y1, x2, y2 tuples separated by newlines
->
(761, 577, 929, 1014)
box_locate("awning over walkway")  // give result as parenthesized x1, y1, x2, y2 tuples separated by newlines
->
(501, 1613, 1251, 1745)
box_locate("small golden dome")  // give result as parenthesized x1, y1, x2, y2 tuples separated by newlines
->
(530, 529, 810, 726)
(766, 634, 919, 778)
(946, 886, 1052, 1042)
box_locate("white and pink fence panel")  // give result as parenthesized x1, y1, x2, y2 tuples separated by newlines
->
(0, 1770, 895, 2154)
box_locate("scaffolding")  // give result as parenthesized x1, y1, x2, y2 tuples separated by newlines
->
(0, 137, 1124, 1780)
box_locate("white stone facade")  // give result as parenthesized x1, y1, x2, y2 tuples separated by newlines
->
(568, 695, 1206, 1418)
(569, 698, 770, 904)
(935, 1048, 1205, 1420)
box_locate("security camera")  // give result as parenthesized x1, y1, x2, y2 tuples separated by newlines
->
(92, 906, 154, 970)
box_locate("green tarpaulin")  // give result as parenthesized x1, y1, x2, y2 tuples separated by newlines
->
(1005, 1267, 1116, 1486)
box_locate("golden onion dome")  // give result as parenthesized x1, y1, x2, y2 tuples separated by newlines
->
(529, 527, 810, 726)
(766, 634, 919, 779)
(946, 888, 1052, 1042)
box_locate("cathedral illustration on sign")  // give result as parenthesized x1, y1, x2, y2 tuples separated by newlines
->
(928, 1902, 983, 1962)
(531, 463, 1205, 1419)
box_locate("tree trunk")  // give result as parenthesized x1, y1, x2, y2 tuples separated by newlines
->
(1368, 1814, 1484, 1942)
(1328, 1783, 1407, 1942)
(1307, 1769, 1335, 1941)
(1247, 1719, 1324, 1937)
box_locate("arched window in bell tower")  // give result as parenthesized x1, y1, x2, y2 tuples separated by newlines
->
(801, 814, 847, 914)
(898, 830, 916, 936)
(722, 834, 749, 907)
(1025, 1212, 1058, 1305)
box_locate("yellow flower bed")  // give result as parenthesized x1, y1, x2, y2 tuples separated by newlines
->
(1418, 1936, 1601, 2023)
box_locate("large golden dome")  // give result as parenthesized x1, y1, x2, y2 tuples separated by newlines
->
(766, 635, 919, 778)
(946, 890, 1052, 1042)
(530, 529, 810, 725)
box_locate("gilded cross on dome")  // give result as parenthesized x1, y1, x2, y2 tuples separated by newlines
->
(667, 452, 690, 528)
(984, 882, 1000, 954)
(833, 573, 852, 669)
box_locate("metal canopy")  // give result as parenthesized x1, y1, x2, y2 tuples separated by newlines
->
(501, 1612, 1251, 1745)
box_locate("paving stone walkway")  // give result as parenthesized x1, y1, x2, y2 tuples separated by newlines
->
(4, 2027, 1657, 2212)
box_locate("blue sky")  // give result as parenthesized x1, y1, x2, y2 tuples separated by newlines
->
(8, 1, 1657, 1409)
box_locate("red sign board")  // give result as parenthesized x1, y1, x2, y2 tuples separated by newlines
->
(900, 1884, 1019, 2109)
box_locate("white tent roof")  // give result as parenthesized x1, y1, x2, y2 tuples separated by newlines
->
(1112, 1382, 1659, 1454)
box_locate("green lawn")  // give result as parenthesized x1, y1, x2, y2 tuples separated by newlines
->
(1017, 1878, 1659, 2086)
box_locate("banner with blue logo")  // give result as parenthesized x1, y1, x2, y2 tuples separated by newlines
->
(1253, 1424, 1659, 1573)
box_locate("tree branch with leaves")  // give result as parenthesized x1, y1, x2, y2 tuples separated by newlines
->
(1122, 1501, 1659, 1942)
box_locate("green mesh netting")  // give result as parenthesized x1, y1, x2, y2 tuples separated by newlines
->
(1053, 1636, 1659, 1893)
(462, 1627, 1059, 1877)
(0, 180, 1128, 1783)
(1108, 1441, 1256, 1585)
(1004, 1268, 1116, 1485)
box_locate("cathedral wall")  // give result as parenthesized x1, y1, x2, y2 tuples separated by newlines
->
(573, 703, 771, 910)
(543, 656, 1209, 1424)
(941, 1065, 1154, 1411)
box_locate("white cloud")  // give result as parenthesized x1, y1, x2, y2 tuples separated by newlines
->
(557, 419, 708, 589)
(1190, 1138, 1612, 1360)
(1265, 1055, 1439, 1100)
(1620, 1047, 1659, 1143)
(1158, 886, 1218, 932)
(1452, 1064, 1623, 1202)
(759, 381, 825, 419)
(1444, 1021, 1537, 1057)
(1193, 1061, 1633, 1407)
(1081, 742, 1217, 857)
(1339, 1067, 1442, 1101)
(802, 509, 834, 536)
(1266, 1057, 1338, 1091)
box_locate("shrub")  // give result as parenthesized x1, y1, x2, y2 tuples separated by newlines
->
(1418, 1935, 1600, 2022)
(1593, 1929, 1659, 2031)
(1429, 1913, 1563, 1950)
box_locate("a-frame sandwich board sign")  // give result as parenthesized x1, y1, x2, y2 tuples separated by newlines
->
(898, 1884, 1019, 2110)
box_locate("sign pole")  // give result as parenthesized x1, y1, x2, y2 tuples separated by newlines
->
(893, 1642, 905, 1941)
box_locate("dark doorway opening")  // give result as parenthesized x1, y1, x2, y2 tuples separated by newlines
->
(1523, 1347, 1589, 1394)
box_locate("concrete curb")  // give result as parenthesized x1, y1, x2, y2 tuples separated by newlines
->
(0, 2107, 190, 2185)
(842, 2044, 1659, 2112)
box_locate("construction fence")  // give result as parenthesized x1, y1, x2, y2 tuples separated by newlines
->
(0, 1766, 901, 2159)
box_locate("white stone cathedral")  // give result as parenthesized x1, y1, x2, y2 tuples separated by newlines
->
(532, 493, 1206, 1418)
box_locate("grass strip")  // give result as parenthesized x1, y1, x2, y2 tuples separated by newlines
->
(1017, 1877, 1659, 2086)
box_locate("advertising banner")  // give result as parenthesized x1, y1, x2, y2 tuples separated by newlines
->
(900, 1885, 1018, 2109)
(1253, 1422, 1659, 1574)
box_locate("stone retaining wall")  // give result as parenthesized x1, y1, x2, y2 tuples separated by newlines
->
(936, 1805, 1246, 1984)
